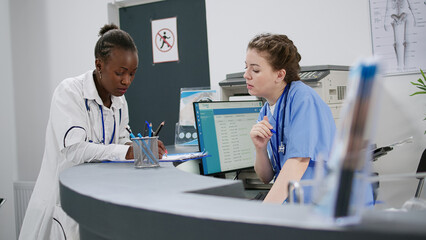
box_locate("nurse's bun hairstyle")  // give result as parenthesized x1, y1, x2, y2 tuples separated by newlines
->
(247, 33, 301, 84)
(94, 23, 138, 62)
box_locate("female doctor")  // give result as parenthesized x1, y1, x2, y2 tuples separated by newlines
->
(19, 24, 166, 240)
(246, 34, 336, 204)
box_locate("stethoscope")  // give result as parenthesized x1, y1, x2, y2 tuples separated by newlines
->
(264, 82, 291, 174)
(85, 99, 115, 144)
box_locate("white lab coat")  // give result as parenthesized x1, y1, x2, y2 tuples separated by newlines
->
(19, 70, 132, 240)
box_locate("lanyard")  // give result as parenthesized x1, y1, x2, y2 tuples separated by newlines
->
(267, 83, 291, 173)
(99, 104, 116, 145)
(86, 99, 116, 144)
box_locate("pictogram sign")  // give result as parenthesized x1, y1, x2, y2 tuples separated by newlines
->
(151, 17, 179, 63)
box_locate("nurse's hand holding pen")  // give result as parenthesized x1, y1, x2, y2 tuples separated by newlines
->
(250, 116, 276, 184)
(250, 116, 274, 150)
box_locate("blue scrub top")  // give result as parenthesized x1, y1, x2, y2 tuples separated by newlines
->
(258, 81, 336, 203)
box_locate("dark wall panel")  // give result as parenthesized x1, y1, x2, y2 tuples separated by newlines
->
(120, 0, 210, 145)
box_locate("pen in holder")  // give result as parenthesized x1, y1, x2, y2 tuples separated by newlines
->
(132, 136, 160, 168)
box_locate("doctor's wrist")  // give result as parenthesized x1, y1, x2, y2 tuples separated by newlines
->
(125, 145, 134, 160)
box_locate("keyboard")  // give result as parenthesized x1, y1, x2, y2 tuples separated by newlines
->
(252, 191, 268, 201)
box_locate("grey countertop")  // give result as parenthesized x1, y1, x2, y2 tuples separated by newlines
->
(59, 161, 426, 240)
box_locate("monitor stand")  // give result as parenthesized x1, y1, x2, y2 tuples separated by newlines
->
(232, 168, 272, 200)
(238, 168, 273, 190)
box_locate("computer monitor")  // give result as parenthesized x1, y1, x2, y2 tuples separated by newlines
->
(193, 100, 263, 175)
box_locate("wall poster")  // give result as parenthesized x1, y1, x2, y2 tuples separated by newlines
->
(369, 0, 426, 75)
(151, 17, 179, 63)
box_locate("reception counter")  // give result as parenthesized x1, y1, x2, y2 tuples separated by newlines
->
(60, 161, 426, 240)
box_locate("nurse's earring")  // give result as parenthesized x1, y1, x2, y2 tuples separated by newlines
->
(98, 70, 102, 80)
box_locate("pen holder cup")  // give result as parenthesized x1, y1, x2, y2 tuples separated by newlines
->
(132, 136, 160, 168)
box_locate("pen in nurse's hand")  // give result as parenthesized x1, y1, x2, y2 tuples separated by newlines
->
(153, 121, 165, 136)
(256, 120, 276, 134)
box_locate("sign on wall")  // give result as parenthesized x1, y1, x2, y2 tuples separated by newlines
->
(151, 17, 179, 63)
(369, 0, 426, 75)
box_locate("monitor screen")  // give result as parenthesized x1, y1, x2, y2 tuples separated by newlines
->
(193, 100, 263, 175)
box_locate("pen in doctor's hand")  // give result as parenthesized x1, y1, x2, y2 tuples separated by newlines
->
(153, 121, 165, 136)
(126, 125, 136, 139)
(125, 125, 135, 159)
(256, 120, 276, 134)
(144, 121, 149, 136)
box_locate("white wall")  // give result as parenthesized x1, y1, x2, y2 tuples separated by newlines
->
(0, 1, 17, 239)
(205, 0, 373, 94)
(10, 0, 112, 181)
(10, 0, 51, 182)
(4, 1, 425, 238)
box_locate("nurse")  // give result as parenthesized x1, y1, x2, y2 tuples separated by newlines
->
(19, 24, 166, 240)
(246, 33, 336, 204)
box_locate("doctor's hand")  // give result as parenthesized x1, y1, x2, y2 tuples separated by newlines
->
(250, 116, 274, 150)
(125, 142, 134, 160)
(157, 140, 166, 159)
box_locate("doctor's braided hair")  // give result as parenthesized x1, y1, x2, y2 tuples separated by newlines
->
(94, 23, 138, 62)
(248, 33, 301, 84)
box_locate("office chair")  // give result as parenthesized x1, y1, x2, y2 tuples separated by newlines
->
(415, 148, 426, 198)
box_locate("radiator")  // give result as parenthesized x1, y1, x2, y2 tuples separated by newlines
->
(13, 181, 35, 237)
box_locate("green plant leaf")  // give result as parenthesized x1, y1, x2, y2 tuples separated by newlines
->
(412, 69, 425, 135)
(410, 92, 426, 96)
(418, 86, 426, 91)
(411, 82, 423, 86)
